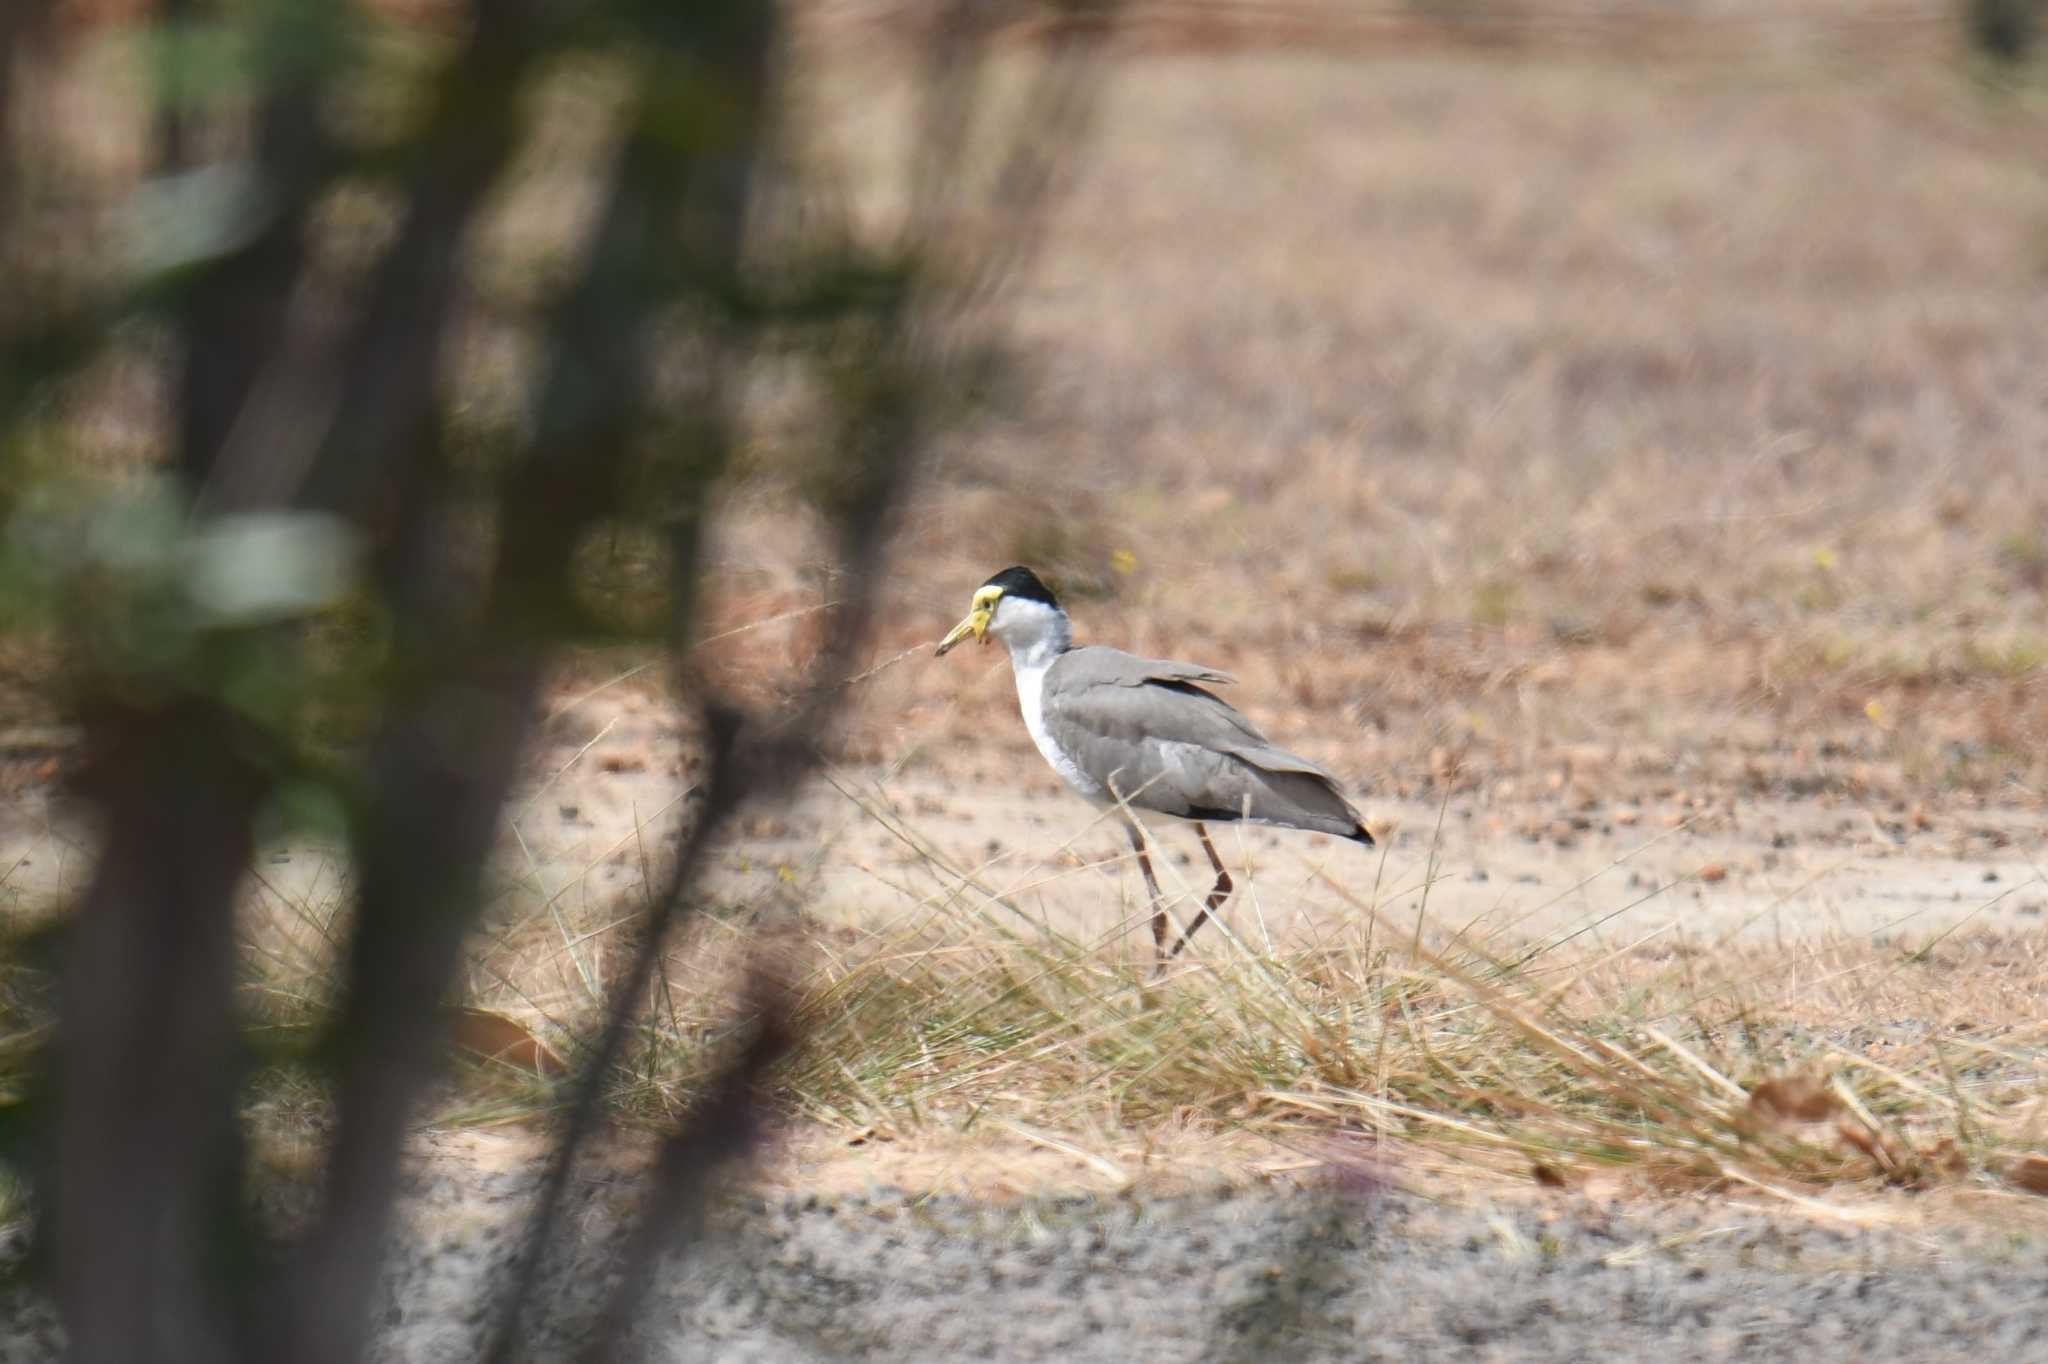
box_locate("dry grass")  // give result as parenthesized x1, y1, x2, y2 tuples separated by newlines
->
(11, 24, 2048, 1209)
(208, 35, 2048, 1203)
(738, 793, 2048, 1195)
(208, 718, 2048, 1203)
(293, 767, 2045, 1201)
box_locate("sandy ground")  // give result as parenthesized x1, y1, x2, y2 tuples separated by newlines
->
(7, 681, 2041, 959)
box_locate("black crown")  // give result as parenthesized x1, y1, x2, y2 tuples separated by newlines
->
(981, 566, 1059, 608)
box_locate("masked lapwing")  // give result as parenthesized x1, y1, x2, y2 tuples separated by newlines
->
(936, 566, 1374, 968)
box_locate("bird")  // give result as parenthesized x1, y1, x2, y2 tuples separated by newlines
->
(935, 565, 1374, 969)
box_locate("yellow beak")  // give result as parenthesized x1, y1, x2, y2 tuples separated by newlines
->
(935, 607, 989, 657)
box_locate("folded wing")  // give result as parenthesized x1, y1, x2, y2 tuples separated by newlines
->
(1042, 647, 1367, 838)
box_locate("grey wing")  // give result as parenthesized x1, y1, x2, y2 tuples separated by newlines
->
(1046, 645, 1238, 693)
(1042, 648, 1365, 838)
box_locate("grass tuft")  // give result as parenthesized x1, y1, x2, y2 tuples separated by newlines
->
(560, 784, 2048, 1199)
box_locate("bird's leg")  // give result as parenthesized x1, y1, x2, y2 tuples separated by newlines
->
(1166, 822, 1235, 960)
(1121, 815, 1169, 958)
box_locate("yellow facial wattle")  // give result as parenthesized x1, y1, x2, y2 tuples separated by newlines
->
(934, 590, 1000, 657)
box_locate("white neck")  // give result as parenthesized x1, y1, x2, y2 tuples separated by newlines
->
(987, 595, 1072, 674)
(991, 595, 1102, 799)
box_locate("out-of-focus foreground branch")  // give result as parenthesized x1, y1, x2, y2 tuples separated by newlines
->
(0, 1, 1118, 1360)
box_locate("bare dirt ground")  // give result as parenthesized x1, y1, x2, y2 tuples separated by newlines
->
(9, 673, 2038, 997)
(5, 14, 2048, 1357)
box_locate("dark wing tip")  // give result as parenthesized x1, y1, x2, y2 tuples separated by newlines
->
(1351, 824, 1377, 847)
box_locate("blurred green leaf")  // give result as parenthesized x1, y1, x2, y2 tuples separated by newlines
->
(184, 512, 360, 628)
(119, 165, 276, 283)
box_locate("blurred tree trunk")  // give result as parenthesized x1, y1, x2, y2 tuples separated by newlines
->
(0, 1, 1115, 1360)
(54, 709, 267, 1362)
(1968, 0, 2040, 60)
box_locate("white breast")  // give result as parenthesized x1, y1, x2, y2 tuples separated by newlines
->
(1014, 656, 1107, 802)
